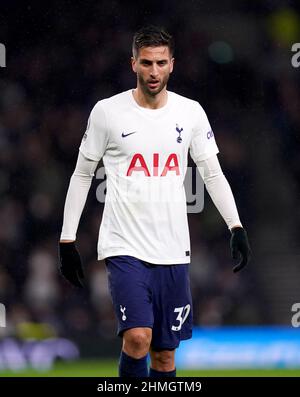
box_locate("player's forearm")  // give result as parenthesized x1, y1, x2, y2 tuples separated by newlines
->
(196, 155, 242, 230)
(60, 151, 98, 241)
(205, 173, 242, 230)
(60, 173, 93, 240)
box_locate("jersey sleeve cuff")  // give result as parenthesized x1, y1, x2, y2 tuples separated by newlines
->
(60, 233, 76, 241)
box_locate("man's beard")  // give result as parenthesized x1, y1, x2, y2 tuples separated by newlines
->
(138, 74, 170, 97)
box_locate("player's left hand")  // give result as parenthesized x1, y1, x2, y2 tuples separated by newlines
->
(58, 242, 85, 287)
(230, 227, 251, 273)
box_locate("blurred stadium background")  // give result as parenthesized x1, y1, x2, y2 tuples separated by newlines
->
(0, 0, 300, 376)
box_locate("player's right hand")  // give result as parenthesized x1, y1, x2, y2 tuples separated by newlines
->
(58, 241, 84, 287)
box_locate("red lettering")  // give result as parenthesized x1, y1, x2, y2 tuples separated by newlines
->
(126, 153, 150, 176)
(161, 153, 180, 176)
(126, 153, 180, 176)
(153, 153, 159, 176)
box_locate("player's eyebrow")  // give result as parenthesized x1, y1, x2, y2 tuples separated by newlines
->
(139, 58, 168, 64)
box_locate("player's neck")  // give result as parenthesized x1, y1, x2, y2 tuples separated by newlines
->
(133, 87, 168, 109)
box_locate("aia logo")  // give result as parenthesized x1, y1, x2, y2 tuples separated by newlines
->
(126, 153, 180, 177)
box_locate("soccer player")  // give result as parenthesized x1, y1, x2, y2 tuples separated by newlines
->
(59, 25, 251, 377)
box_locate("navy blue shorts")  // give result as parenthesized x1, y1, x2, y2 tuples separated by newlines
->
(105, 255, 193, 350)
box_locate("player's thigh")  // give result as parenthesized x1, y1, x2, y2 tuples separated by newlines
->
(151, 263, 193, 350)
(105, 255, 154, 334)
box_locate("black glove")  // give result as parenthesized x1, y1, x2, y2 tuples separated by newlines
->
(230, 227, 251, 273)
(58, 242, 84, 287)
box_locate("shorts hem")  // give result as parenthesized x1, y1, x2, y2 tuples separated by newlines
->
(117, 323, 153, 337)
(151, 332, 193, 351)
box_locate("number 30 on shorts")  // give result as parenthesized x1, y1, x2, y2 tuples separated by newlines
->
(171, 304, 191, 331)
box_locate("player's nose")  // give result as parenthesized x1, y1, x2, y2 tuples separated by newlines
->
(150, 65, 159, 78)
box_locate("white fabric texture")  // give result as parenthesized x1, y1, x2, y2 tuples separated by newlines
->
(60, 89, 241, 264)
(60, 152, 98, 240)
(196, 154, 242, 230)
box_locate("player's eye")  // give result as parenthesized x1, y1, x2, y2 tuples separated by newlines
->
(141, 60, 152, 66)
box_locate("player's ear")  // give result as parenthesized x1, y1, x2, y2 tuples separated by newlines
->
(131, 57, 137, 73)
(169, 57, 174, 74)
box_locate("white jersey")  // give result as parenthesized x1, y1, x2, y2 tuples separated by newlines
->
(79, 89, 219, 264)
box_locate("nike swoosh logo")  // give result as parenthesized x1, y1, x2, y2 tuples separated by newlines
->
(122, 131, 137, 138)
